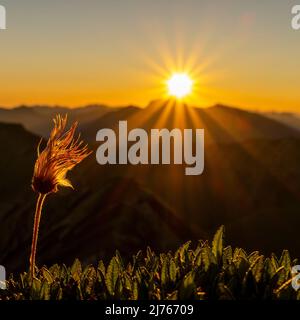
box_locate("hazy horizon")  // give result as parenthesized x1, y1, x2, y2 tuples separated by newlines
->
(0, 100, 300, 115)
(0, 0, 299, 112)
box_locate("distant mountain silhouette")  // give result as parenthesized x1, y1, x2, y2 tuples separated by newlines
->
(264, 112, 300, 132)
(0, 101, 300, 272)
(83, 100, 300, 144)
(0, 104, 118, 137)
(82, 105, 140, 139)
(1, 101, 299, 143)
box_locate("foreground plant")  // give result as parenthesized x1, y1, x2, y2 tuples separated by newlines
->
(1, 227, 298, 300)
(30, 115, 91, 280)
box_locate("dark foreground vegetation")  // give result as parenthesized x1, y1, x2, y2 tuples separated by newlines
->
(0, 227, 299, 300)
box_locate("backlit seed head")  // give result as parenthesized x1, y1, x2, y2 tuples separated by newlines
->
(32, 115, 92, 194)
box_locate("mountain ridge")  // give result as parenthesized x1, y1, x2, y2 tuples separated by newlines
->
(0, 102, 300, 272)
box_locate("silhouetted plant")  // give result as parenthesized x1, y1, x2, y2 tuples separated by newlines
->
(29, 115, 91, 280)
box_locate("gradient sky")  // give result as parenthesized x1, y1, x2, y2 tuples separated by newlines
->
(0, 0, 299, 111)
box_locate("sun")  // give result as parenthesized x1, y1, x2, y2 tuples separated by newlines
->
(167, 73, 193, 99)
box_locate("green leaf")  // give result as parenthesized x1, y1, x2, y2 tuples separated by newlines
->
(40, 267, 53, 284)
(177, 241, 191, 264)
(71, 259, 82, 282)
(250, 255, 264, 283)
(201, 245, 216, 271)
(280, 250, 291, 269)
(271, 253, 279, 270)
(179, 271, 196, 300)
(264, 258, 276, 279)
(248, 251, 260, 264)
(115, 250, 124, 270)
(235, 256, 249, 278)
(115, 276, 123, 298)
(81, 266, 96, 296)
(98, 260, 106, 276)
(30, 278, 42, 300)
(278, 250, 292, 284)
(161, 255, 169, 287)
(123, 273, 132, 292)
(223, 246, 233, 266)
(132, 279, 139, 300)
(105, 257, 120, 296)
(233, 248, 247, 261)
(40, 280, 50, 300)
(60, 264, 69, 282)
(212, 225, 224, 263)
(169, 259, 177, 283)
(49, 264, 60, 279)
(132, 250, 143, 273)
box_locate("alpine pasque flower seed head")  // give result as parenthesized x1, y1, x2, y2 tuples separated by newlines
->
(32, 114, 91, 194)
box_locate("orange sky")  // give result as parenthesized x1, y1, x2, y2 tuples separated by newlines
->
(0, 0, 299, 112)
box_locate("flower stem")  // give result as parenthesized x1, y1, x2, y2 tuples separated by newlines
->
(29, 193, 47, 280)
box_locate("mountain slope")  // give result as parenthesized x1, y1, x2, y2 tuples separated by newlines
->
(0, 122, 193, 272)
(264, 112, 300, 132)
(1, 102, 300, 272)
(83, 100, 300, 144)
(0, 105, 115, 137)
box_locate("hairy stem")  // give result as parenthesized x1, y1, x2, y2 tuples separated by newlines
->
(29, 193, 47, 280)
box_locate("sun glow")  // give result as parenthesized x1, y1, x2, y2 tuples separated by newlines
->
(167, 73, 193, 99)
